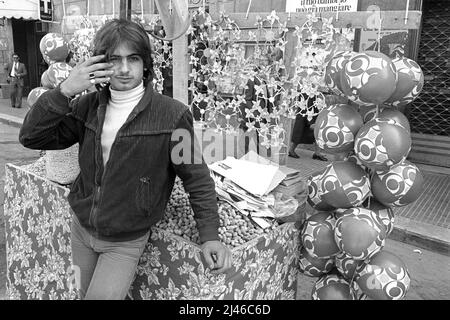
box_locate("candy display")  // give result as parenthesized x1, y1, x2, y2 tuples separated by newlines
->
(155, 177, 278, 249)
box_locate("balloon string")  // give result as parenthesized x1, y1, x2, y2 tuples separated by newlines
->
(405, 0, 410, 24)
(377, 17, 382, 53)
(246, 0, 253, 19)
(62, 0, 66, 18)
(336, 0, 340, 21)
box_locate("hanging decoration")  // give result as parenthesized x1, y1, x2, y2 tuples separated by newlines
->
(286, 13, 336, 121)
(188, 9, 353, 149)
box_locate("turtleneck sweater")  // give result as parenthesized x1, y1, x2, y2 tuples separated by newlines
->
(101, 82, 145, 166)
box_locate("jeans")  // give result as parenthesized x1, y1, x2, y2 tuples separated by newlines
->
(70, 215, 150, 300)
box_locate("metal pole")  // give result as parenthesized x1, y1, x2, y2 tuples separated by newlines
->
(119, 0, 132, 20)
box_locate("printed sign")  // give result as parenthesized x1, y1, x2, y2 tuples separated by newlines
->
(39, 0, 53, 22)
(286, 0, 358, 13)
(189, 0, 209, 8)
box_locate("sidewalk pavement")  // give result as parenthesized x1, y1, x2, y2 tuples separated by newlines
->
(1, 97, 449, 256)
(0, 98, 28, 128)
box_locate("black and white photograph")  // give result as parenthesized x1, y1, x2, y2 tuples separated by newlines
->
(0, 0, 448, 305)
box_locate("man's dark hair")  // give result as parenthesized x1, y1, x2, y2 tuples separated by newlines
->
(93, 19, 154, 85)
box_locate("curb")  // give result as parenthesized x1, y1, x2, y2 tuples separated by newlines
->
(0, 114, 22, 129)
(390, 227, 450, 257)
(390, 216, 450, 257)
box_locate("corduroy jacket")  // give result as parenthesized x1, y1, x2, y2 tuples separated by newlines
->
(19, 85, 219, 243)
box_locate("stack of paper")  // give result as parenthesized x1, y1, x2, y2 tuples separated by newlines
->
(209, 153, 289, 229)
(209, 155, 286, 197)
(272, 166, 307, 198)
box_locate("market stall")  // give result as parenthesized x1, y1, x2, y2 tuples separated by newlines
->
(4, 160, 301, 300)
(3, 0, 426, 301)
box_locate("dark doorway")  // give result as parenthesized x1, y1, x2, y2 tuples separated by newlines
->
(11, 18, 46, 96)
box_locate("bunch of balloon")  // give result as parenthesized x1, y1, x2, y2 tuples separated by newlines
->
(27, 33, 72, 109)
(29, 33, 80, 185)
(300, 50, 425, 300)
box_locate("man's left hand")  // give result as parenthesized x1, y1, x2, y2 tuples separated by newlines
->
(201, 240, 233, 274)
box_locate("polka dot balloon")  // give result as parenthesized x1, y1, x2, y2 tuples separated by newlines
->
(356, 250, 411, 300)
(27, 87, 49, 109)
(354, 118, 412, 171)
(319, 161, 371, 209)
(307, 168, 336, 212)
(363, 198, 395, 238)
(325, 51, 356, 96)
(312, 272, 358, 300)
(360, 107, 411, 132)
(40, 70, 52, 88)
(340, 51, 398, 106)
(371, 160, 424, 208)
(298, 246, 335, 277)
(376, 108, 411, 133)
(384, 57, 424, 108)
(46, 62, 73, 89)
(39, 33, 69, 65)
(300, 212, 340, 259)
(335, 252, 366, 281)
(314, 103, 364, 153)
(334, 207, 386, 260)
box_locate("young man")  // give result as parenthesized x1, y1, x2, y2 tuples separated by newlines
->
(5, 53, 27, 108)
(19, 19, 232, 300)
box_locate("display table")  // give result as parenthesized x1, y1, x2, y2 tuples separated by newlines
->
(3, 162, 301, 300)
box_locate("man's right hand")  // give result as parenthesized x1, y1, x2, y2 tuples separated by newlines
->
(59, 55, 114, 97)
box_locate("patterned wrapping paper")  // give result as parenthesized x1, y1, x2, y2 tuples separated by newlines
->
(4, 164, 301, 300)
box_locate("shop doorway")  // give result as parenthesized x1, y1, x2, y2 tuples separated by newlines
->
(407, 0, 450, 167)
(11, 18, 46, 97)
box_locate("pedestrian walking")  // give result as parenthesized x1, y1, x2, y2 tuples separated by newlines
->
(5, 53, 27, 108)
(19, 19, 232, 300)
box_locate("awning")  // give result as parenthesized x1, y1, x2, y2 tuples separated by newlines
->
(0, 0, 39, 20)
